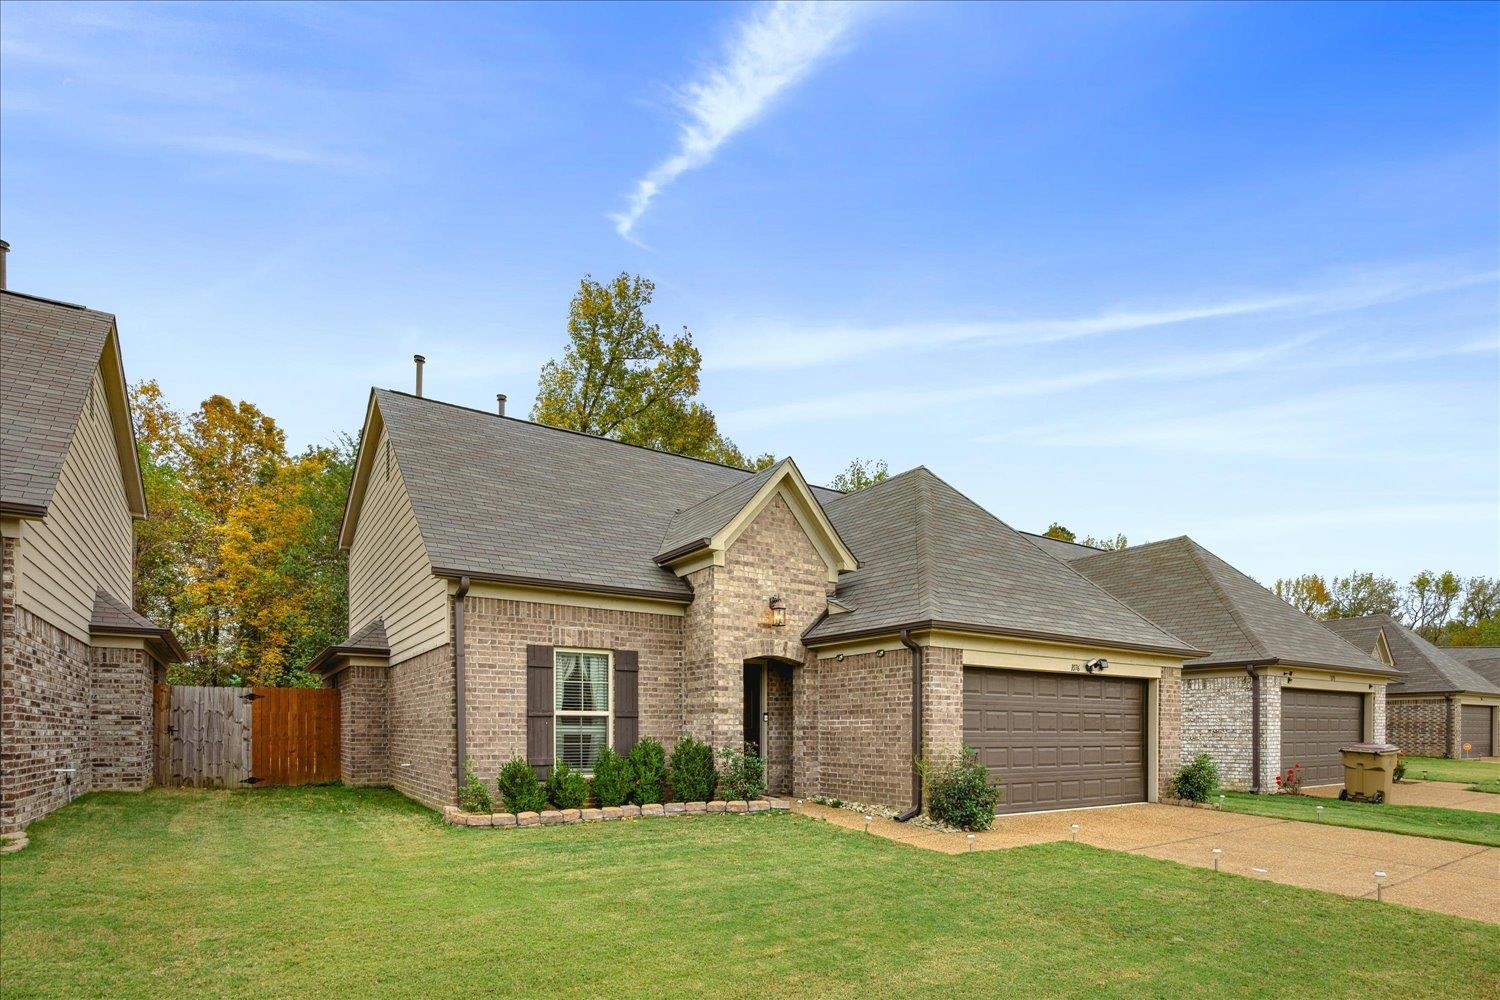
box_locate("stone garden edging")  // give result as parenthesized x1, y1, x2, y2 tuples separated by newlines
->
(442, 798, 789, 828)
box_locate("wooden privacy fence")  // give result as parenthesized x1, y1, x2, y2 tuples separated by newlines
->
(155, 685, 339, 788)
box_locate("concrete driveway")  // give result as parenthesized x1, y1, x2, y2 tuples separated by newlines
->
(796, 801, 1500, 924)
(1305, 780, 1500, 814)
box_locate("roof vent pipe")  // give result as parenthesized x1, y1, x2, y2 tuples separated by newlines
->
(496, 393, 507, 416)
(413, 354, 425, 397)
(0, 239, 9, 290)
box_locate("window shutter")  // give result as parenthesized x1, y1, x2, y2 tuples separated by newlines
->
(526, 644, 554, 780)
(613, 649, 639, 755)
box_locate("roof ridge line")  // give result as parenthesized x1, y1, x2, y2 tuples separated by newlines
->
(376, 387, 772, 477)
(1183, 539, 1271, 659)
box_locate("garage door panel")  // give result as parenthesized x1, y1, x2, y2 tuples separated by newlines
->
(1462, 706, 1492, 758)
(963, 666, 1147, 814)
(1280, 689, 1363, 786)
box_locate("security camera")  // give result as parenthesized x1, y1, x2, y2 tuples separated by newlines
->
(1083, 657, 1109, 673)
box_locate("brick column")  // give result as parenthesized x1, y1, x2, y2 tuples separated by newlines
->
(334, 665, 389, 786)
(89, 645, 153, 790)
(922, 645, 964, 759)
(1156, 666, 1182, 797)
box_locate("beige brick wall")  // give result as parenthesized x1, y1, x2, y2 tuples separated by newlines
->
(461, 596, 685, 785)
(1387, 696, 1451, 757)
(387, 644, 455, 809)
(89, 645, 154, 791)
(2, 603, 93, 832)
(334, 665, 389, 786)
(681, 494, 831, 750)
(803, 648, 913, 807)
(1181, 673, 1255, 790)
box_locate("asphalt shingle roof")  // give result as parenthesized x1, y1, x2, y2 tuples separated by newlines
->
(90, 590, 184, 660)
(1446, 647, 1500, 688)
(1068, 537, 1397, 675)
(1, 290, 116, 516)
(1325, 616, 1500, 695)
(656, 460, 789, 561)
(802, 468, 1200, 654)
(375, 390, 778, 598)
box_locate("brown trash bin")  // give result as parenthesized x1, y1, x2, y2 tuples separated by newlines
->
(1339, 743, 1400, 804)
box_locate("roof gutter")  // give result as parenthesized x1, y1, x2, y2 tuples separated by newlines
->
(453, 575, 471, 799)
(894, 628, 923, 822)
(803, 618, 1209, 660)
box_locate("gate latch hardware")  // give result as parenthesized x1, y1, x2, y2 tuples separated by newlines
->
(240, 775, 264, 785)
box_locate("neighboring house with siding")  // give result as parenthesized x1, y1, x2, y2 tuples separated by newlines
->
(1027, 533, 1399, 790)
(315, 386, 1207, 816)
(1326, 616, 1499, 759)
(1, 276, 183, 833)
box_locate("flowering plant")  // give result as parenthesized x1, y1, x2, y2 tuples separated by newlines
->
(1273, 763, 1304, 795)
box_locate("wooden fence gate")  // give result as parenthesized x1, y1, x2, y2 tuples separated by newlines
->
(155, 685, 339, 788)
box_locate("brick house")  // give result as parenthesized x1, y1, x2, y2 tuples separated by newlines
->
(1, 265, 183, 833)
(1327, 616, 1499, 759)
(1028, 534, 1398, 790)
(315, 386, 1205, 816)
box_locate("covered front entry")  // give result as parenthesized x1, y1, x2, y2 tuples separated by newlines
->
(744, 659, 795, 795)
(1280, 689, 1363, 785)
(963, 666, 1147, 814)
(1462, 704, 1493, 758)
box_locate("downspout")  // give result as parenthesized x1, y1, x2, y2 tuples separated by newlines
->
(1247, 665, 1261, 793)
(453, 575, 471, 796)
(895, 629, 923, 822)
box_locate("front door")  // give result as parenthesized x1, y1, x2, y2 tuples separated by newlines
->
(743, 662, 764, 755)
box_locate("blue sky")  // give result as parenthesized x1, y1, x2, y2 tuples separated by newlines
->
(3, 1, 1497, 582)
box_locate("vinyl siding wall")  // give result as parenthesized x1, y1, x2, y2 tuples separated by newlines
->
(15, 367, 133, 641)
(348, 425, 447, 662)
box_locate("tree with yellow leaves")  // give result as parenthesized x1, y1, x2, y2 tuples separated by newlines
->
(132, 381, 351, 685)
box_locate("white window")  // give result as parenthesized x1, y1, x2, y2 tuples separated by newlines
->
(555, 650, 610, 771)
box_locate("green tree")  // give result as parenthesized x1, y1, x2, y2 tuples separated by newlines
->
(830, 458, 889, 492)
(1401, 570, 1463, 642)
(1043, 522, 1126, 550)
(531, 273, 768, 469)
(130, 382, 352, 686)
(1274, 574, 1333, 616)
(1043, 522, 1076, 542)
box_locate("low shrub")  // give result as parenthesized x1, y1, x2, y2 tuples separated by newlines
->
(457, 758, 492, 814)
(627, 739, 667, 805)
(1172, 753, 1220, 803)
(1274, 763, 1304, 795)
(667, 736, 717, 802)
(715, 744, 767, 801)
(1393, 755, 1408, 783)
(498, 757, 546, 814)
(590, 747, 634, 807)
(922, 744, 1002, 831)
(545, 762, 589, 810)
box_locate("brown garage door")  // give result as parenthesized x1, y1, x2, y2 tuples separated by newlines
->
(1280, 689, 1363, 786)
(963, 667, 1146, 814)
(1462, 705, 1493, 758)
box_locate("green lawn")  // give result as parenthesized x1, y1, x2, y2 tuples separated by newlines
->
(1221, 791, 1500, 847)
(2, 788, 1496, 999)
(1402, 756, 1500, 794)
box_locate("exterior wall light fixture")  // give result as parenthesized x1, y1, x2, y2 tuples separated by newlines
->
(769, 596, 787, 628)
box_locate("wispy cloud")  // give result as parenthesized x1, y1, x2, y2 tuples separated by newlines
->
(705, 265, 1499, 371)
(611, 1, 870, 243)
(725, 334, 1317, 429)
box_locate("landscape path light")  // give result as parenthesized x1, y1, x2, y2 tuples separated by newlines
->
(1070, 823, 1080, 843)
(1374, 870, 1388, 903)
(967, 833, 975, 852)
(1211, 847, 1222, 872)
